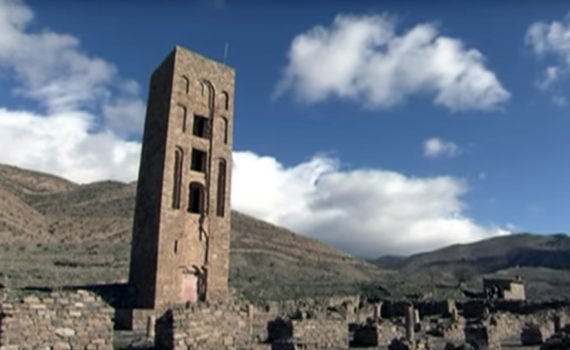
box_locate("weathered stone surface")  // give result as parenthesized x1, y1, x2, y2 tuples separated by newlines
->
(128, 45, 235, 310)
(55, 327, 76, 337)
(0, 290, 112, 349)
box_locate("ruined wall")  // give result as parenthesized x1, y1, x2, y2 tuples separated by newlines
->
(289, 319, 348, 348)
(155, 296, 357, 350)
(268, 318, 348, 349)
(155, 302, 252, 350)
(0, 290, 113, 349)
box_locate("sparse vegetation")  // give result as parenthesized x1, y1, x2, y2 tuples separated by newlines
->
(1, 163, 570, 302)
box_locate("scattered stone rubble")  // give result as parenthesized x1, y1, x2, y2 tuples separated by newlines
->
(2, 292, 570, 349)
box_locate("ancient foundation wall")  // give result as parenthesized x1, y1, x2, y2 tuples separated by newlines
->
(155, 302, 252, 350)
(0, 290, 113, 350)
(268, 318, 348, 349)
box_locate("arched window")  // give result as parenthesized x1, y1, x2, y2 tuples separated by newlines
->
(172, 147, 183, 209)
(177, 104, 187, 132)
(188, 182, 205, 214)
(201, 79, 215, 111)
(182, 75, 190, 94)
(222, 91, 229, 110)
(216, 159, 226, 217)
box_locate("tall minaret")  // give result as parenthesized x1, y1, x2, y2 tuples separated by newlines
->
(128, 46, 234, 310)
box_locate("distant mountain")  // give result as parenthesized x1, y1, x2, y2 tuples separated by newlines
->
(373, 233, 570, 272)
(0, 163, 386, 301)
(371, 233, 570, 300)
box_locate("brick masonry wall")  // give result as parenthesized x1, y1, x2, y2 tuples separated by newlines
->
(0, 290, 113, 350)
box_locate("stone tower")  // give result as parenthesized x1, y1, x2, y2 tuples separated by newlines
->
(128, 46, 234, 310)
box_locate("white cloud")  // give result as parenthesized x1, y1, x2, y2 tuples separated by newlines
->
(0, 0, 144, 182)
(526, 13, 570, 102)
(0, 2, 510, 257)
(423, 137, 460, 158)
(232, 151, 509, 257)
(275, 14, 510, 111)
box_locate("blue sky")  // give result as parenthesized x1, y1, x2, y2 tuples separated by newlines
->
(1, 0, 569, 257)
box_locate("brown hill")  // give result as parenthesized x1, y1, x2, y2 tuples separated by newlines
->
(0, 163, 386, 301)
(372, 233, 570, 300)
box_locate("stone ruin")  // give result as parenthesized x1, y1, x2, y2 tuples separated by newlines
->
(0, 290, 113, 350)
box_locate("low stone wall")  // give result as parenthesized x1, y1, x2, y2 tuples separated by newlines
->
(269, 318, 348, 349)
(486, 309, 565, 341)
(349, 320, 405, 347)
(290, 319, 348, 348)
(155, 302, 252, 350)
(0, 290, 113, 350)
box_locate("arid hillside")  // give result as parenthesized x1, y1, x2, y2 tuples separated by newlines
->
(0, 163, 386, 301)
(2, 163, 569, 301)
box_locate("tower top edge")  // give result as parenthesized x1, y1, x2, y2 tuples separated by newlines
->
(171, 45, 235, 71)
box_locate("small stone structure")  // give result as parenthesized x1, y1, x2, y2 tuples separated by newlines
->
(483, 277, 525, 300)
(0, 290, 113, 349)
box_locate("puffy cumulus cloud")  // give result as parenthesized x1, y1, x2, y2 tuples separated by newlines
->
(526, 13, 570, 99)
(423, 137, 461, 158)
(0, 108, 140, 182)
(232, 151, 509, 257)
(275, 14, 510, 111)
(0, 0, 144, 182)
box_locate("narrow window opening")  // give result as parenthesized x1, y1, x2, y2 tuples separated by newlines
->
(193, 115, 209, 138)
(188, 183, 204, 214)
(216, 159, 226, 217)
(191, 149, 207, 172)
(178, 105, 187, 132)
(182, 76, 190, 94)
(172, 147, 183, 209)
(174, 240, 178, 254)
(222, 117, 228, 144)
(222, 91, 229, 110)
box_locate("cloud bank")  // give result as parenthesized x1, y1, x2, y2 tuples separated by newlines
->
(232, 151, 508, 257)
(0, 0, 142, 182)
(275, 14, 510, 111)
